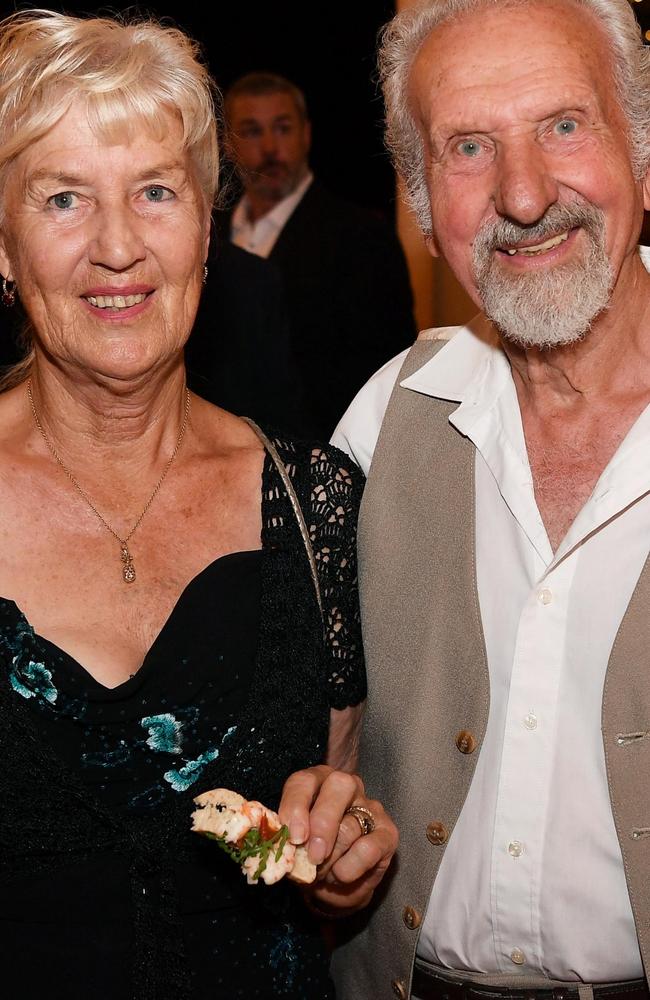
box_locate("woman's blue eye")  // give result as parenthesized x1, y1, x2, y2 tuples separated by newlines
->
(458, 140, 482, 158)
(145, 186, 171, 202)
(555, 119, 577, 136)
(50, 191, 76, 210)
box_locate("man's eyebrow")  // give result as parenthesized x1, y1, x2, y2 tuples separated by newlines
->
(432, 103, 591, 139)
(235, 114, 294, 127)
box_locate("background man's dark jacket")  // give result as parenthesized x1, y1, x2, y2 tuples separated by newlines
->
(216, 181, 417, 438)
(185, 241, 303, 432)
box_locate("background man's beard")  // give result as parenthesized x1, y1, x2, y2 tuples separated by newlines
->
(244, 162, 299, 203)
(472, 201, 613, 349)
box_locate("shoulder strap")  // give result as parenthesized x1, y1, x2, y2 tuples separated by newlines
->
(241, 418, 324, 628)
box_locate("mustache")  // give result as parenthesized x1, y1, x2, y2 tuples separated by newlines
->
(473, 200, 605, 258)
(256, 158, 287, 173)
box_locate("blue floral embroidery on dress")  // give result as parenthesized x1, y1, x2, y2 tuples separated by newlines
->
(9, 655, 57, 704)
(162, 726, 238, 793)
(141, 713, 183, 754)
(163, 747, 220, 791)
(269, 922, 299, 991)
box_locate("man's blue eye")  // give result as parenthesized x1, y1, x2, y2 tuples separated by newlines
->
(50, 192, 75, 209)
(555, 119, 577, 136)
(458, 140, 482, 158)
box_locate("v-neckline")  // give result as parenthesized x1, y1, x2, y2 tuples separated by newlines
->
(4, 548, 263, 696)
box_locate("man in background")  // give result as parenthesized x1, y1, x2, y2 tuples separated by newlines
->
(219, 71, 416, 438)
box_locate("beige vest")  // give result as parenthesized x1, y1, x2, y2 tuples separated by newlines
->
(331, 340, 650, 999)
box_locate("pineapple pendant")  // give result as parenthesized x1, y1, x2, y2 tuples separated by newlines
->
(121, 544, 136, 584)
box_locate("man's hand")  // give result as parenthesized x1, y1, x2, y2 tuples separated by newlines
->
(278, 765, 398, 915)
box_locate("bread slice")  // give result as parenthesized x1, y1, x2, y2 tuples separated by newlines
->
(288, 844, 317, 885)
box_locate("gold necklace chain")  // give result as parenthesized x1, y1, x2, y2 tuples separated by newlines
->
(27, 379, 191, 584)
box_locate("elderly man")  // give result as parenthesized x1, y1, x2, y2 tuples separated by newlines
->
(331, 1, 650, 999)
(217, 72, 416, 438)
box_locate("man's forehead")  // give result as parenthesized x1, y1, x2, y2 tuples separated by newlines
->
(408, 0, 614, 132)
(229, 92, 301, 124)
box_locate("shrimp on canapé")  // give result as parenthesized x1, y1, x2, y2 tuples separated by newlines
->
(191, 787, 317, 886)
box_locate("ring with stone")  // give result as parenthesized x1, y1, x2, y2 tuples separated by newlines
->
(344, 804, 376, 836)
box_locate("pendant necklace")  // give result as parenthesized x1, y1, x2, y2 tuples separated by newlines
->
(27, 379, 191, 583)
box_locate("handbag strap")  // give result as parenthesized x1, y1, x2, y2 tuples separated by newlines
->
(241, 418, 324, 629)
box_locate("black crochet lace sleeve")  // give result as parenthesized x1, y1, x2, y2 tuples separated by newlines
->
(308, 444, 367, 710)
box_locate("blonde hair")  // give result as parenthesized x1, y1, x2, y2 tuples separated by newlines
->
(0, 8, 220, 221)
(0, 8, 221, 390)
(379, 0, 650, 234)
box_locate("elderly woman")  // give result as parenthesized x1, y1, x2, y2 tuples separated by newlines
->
(0, 10, 397, 999)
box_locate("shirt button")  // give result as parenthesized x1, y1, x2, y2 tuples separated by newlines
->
(508, 840, 524, 858)
(455, 730, 478, 754)
(524, 713, 538, 730)
(510, 949, 526, 965)
(538, 588, 553, 605)
(426, 821, 449, 846)
(392, 979, 408, 999)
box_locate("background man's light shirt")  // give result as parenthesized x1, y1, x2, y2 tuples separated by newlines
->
(231, 172, 313, 258)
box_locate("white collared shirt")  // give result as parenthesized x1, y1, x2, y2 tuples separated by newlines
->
(230, 171, 313, 258)
(332, 249, 650, 981)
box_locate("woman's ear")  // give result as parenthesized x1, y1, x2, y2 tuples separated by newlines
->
(0, 231, 13, 282)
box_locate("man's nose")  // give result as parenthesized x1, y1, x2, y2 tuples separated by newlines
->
(493, 141, 559, 226)
(260, 128, 278, 157)
(88, 202, 147, 272)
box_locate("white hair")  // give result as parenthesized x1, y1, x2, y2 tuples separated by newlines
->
(379, 0, 650, 234)
(473, 198, 613, 348)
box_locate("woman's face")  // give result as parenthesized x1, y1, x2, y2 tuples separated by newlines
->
(0, 101, 210, 383)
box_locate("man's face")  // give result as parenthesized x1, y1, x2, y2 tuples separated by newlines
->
(227, 92, 311, 205)
(409, 0, 650, 348)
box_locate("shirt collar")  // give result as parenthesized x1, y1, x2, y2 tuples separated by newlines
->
(401, 313, 514, 437)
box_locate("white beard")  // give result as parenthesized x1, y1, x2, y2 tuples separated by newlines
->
(472, 201, 613, 349)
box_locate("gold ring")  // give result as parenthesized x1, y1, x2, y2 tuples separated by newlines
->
(344, 804, 376, 836)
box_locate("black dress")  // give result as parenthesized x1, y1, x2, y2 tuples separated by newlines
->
(0, 437, 366, 1000)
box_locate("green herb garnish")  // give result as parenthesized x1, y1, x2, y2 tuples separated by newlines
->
(205, 824, 291, 881)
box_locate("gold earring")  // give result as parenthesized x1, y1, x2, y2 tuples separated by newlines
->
(1, 277, 16, 307)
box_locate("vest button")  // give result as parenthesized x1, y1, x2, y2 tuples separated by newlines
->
(426, 821, 449, 845)
(455, 729, 477, 754)
(392, 979, 408, 999)
(403, 905, 421, 930)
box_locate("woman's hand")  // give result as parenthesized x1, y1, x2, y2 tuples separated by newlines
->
(278, 765, 398, 916)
